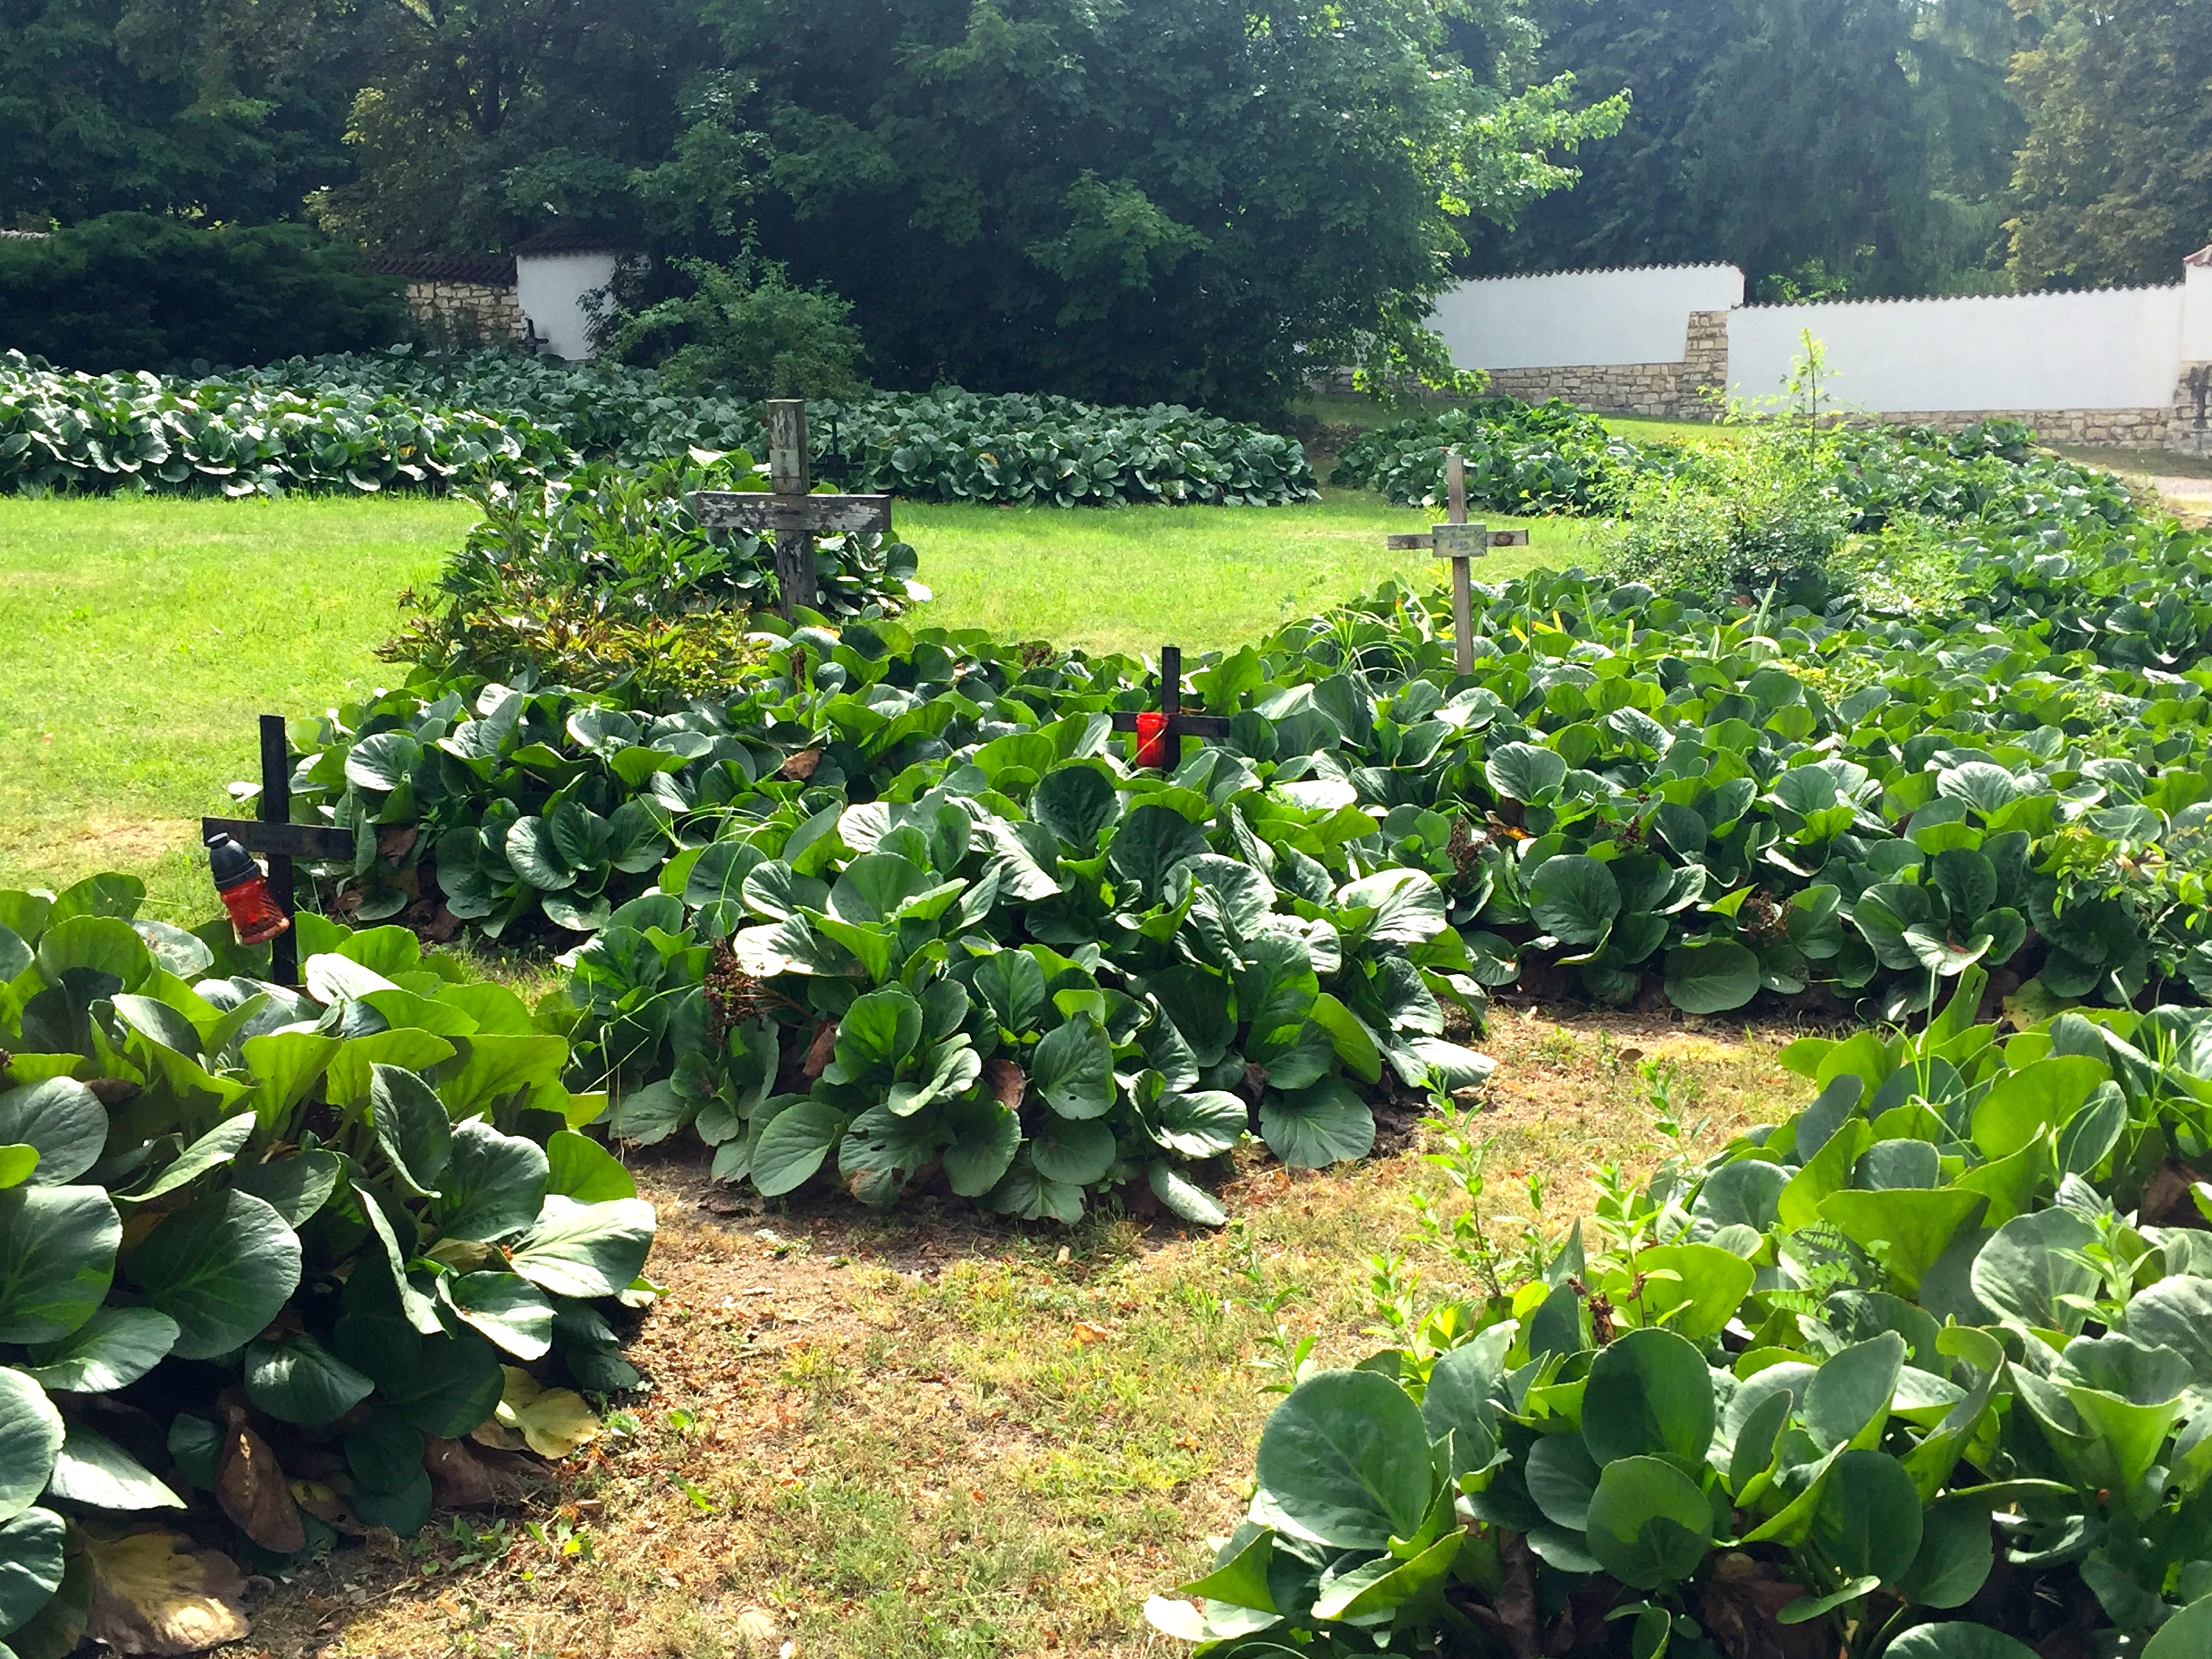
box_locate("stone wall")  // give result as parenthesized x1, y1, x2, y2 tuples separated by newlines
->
(1864, 407, 2175, 446)
(1475, 310, 1732, 419)
(403, 280, 523, 346)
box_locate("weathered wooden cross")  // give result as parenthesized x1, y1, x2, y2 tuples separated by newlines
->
(690, 399, 893, 621)
(1382, 451, 1528, 675)
(202, 715, 354, 985)
(1108, 645, 1230, 772)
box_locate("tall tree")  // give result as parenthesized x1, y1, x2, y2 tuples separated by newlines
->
(0, 0, 355, 226)
(701, 0, 1619, 410)
(2007, 0, 2212, 288)
(1471, 0, 2023, 297)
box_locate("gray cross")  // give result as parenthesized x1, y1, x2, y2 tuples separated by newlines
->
(691, 399, 893, 620)
(1381, 451, 1528, 674)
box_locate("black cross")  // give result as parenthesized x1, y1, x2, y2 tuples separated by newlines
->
(202, 715, 353, 986)
(1107, 645, 1231, 771)
(690, 399, 893, 620)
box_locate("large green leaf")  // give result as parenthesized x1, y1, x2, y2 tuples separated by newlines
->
(1970, 1208, 2099, 1336)
(0, 1081, 104, 1187)
(45, 1422, 184, 1510)
(544, 1130, 636, 1202)
(507, 1197, 656, 1300)
(2144, 1595, 2212, 1659)
(1030, 1016, 1113, 1120)
(1528, 855, 1620, 947)
(1257, 1080, 1374, 1168)
(443, 1272, 554, 1359)
(0, 1506, 66, 1635)
(245, 1332, 375, 1425)
(751, 1102, 846, 1197)
(125, 1189, 300, 1359)
(1803, 1333, 1906, 1452)
(36, 916, 150, 993)
(1250, 1370, 1435, 1551)
(1584, 1455, 1713, 1590)
(1811, 1449, 1923, 1583)
(369, 1063, 453, 1199)
(0, 1369, 63, 1523)
(21, 1307, 176, 1393)
(825, 987, 924, 1084)
(1662, 940, 1760, 1013)
(1582, 1329, 1715, 1467)
(432, 1120, 550, 1242)
(1152, 1090, 1248, 1158)
(1026, 1117, 1115, 1186)
(1885, 1626, 2039, 1659)
(0, 1185, 119, 1345)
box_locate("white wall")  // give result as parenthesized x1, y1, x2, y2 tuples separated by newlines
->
(1429, 264, 1744, 369)
(515, 251, 618, 361)
(1727, 287, 2185, 413)
(2184, 262, 2212, 362)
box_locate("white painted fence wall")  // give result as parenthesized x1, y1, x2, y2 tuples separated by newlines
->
(1429, 264, 1743, 369)
(1725, 287, 2186, 412)
(515, 251, 618, 361)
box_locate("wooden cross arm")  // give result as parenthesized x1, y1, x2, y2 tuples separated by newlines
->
(1107, 710, 1231, 739)
(202, 817, 356, 862)
(691, 491, 893, 535)
(1385, 527, 1531, 552)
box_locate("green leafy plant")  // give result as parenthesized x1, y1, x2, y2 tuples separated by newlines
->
(0, 874, 657, 1654)
(1148, 965, 2212, 1656)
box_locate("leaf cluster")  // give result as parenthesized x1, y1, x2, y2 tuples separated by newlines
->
(0, 876, 657, 1652)
(1153, 964, 2212, 1658)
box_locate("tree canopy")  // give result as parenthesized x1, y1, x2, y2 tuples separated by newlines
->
(2006, 0, 2212, 289)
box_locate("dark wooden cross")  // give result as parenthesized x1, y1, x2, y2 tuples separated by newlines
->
(690, 399, 893, 621)
(202, 715, 354, 986)
(1107, 645, 1231, 772)
(1380, 452, 1528, 674)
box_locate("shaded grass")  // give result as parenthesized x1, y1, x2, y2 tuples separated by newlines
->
(239, 1012, 1798, 1659)
(0, 492, 1594, 910)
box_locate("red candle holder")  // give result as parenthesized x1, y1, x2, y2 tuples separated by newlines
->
(1133, 710, 1169, 769)
(206, 834, 291, 945)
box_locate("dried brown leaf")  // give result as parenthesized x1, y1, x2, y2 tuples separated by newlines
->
(83, 1528, 251, 1656)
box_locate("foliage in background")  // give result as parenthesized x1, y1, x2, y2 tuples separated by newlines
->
(229, 351, 1324, 506)
(0, 0, 358, 228)
(295, 0, 1624, 413)
(0, 214, 411, 373)
(1467, 0, 2026, 297)
(383, 450, 924, 694)
(0, 349, 1319, 506)
(1149, 967, 2212, 1656)
(1330, 397, 1694, 515)
(0, 350, 569, 498)
(0, 874, 657, 1654)
(2005, 0, 2212, 289)
(600, 251, 867, 400)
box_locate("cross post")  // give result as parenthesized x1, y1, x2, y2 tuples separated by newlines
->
(1382, 451, 1530, 676)
(691, 399, 894, 621)
(1107, 645, 1231, 771)
(201, 715, 355, 985)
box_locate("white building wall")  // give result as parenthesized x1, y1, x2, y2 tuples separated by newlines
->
(514, 251, 619, 361)
(1725, 287, 2184, 413)
(1429, 264, 1745, 369)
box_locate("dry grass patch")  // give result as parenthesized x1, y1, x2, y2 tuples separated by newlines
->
(233, 1010, 1799, 1659)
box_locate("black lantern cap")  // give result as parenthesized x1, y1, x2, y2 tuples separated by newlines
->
(205, 832, 259, 891)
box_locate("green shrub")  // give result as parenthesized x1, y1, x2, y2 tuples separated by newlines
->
(1147, 965, 2212, 1657)
(1601, 428, 1855, 608)
(603, 253, 868, 399)
(0, 215, 411, 372)
(0, 350, 571, 497)
(383, 450, 924, 693)
(1329, 397, 1685, 515)
(0, 874, 657, 1652)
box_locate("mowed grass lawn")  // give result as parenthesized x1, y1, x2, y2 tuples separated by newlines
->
(0, 491, 1595, 913)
